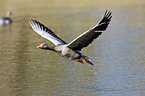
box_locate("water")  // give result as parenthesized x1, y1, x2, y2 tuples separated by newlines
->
(0, 0, 145, 96)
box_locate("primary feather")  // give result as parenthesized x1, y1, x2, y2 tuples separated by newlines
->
(29, 19, 67, 46)
(67, 10, 112, 51)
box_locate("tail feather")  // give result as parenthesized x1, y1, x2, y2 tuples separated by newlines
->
(83, 56, 94, 66)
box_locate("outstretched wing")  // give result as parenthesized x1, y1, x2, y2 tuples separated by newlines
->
(29, 19, 67, 46)
(67, 10, 112, 51)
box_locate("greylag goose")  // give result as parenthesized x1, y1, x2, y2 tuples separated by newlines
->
(29, 10, 112, 66)
(0, 11, 13, 25)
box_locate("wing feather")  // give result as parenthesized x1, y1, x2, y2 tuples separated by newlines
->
(29, 19, 67, 46)
(67, 10, 112, 51)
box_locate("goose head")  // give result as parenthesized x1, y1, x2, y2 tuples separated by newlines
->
(37, 43, 49, 49)
(37, 43, 55, 51)
(6, 11, 13, 17)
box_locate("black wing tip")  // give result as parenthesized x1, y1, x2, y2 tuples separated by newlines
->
(29, 19, 41, 25)
(29, 19, 47, 33)
(29, 19, 35, 23)
(104, 10, 112, 20)
(29, 19, 36, 22)
(29, 19, 61, 39)
(29, 19, 33, 24)
(29, 19, 45, 28)
(29, 19, 37, 26)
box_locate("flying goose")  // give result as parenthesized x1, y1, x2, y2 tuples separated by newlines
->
(0, 11, 13, 25)
(29, 10, 112, 66)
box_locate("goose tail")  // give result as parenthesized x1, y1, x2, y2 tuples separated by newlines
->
(77, 56, 94, 66)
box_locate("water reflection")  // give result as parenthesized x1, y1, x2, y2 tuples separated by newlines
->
(0, 0, 145, 96)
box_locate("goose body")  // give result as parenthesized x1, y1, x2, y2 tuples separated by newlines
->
(0, 11, 13, 25)
(29, 10, 112, 66)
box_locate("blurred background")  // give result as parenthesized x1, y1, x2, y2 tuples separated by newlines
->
(0, 0, 145, 96)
